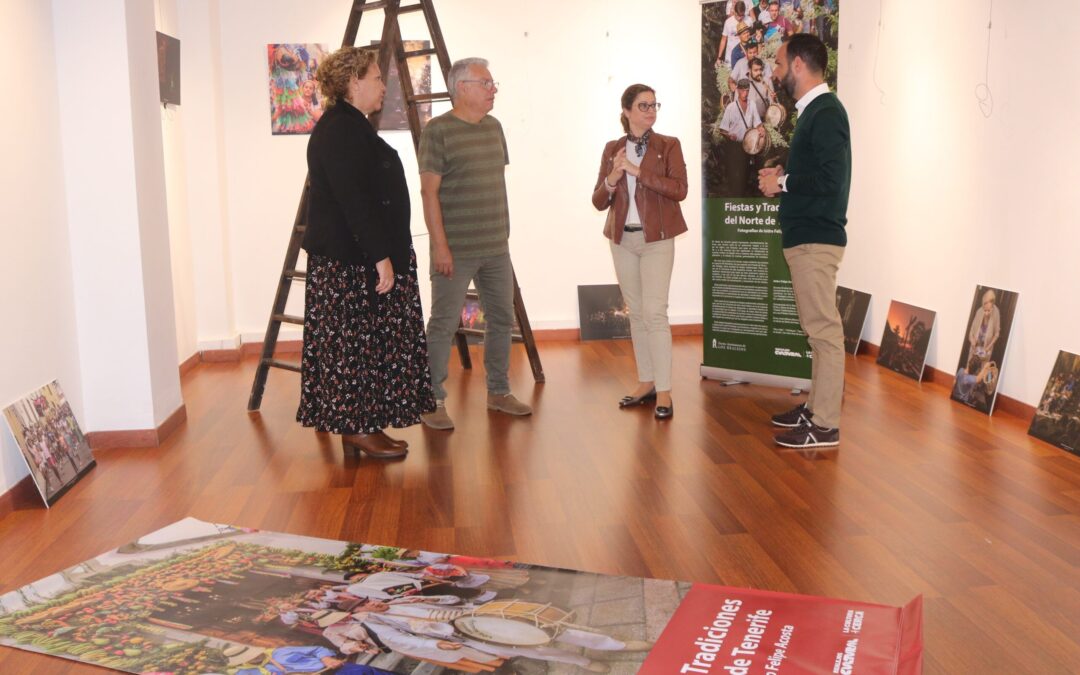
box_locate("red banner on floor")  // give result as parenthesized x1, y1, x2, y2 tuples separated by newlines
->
(643, 584, 922, 675)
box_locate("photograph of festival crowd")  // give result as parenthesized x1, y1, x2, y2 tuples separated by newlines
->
(268, 43, 329, 135)
(460, 291, 486, 344)
(1029, 351, 1080, 456)
(701, 0, 840, 198)
(877, 300, 936, 381)
(459, 290, 521, 345)
(2, 380, 95, 506)
(0, 518, 678, 674)
(950, 285, 1019, 415)
(577, 284, 631, 341)
(371, 40, 433, 131)
(835, 285, 870, 355)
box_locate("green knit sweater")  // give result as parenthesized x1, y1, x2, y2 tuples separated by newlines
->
(779, 92, 851, 248)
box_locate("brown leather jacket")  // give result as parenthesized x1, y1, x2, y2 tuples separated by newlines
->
(591, 132, 689, 244)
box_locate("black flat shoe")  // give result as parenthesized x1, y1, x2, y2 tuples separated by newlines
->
(654, 403, 674, 419)
(619, 388, 657, 408)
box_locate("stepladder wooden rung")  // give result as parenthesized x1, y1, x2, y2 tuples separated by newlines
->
(247, 178, 310, 411)
(457, 328, 524, 341)
(271, 313, 305, 326)
(249, 0, 544, 411)
(408, 92, 451, 104)
(265, 358, 301, 373)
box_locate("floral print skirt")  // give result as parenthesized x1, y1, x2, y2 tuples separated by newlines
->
(297, 251, 436, 434)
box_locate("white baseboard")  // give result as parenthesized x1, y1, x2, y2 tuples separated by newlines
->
(239, 329, 302, 345)
(196, 334, 242, 352)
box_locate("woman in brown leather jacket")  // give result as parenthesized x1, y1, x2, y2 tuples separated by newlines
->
(591, 84, 688, 419)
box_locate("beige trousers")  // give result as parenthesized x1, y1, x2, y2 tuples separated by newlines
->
(610, 232, 675, 391)
(783, 243, 846, 429)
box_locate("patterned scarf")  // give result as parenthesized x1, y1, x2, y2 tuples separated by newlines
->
(626, 128, 652, 158)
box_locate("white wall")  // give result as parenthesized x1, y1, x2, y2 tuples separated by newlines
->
(0, 0, 1073, 499)
(2, 0, 190, 496)
(156, 0, 200, 364)
(53, 0, 183, 431)
(177, 0, 1079, 408)
(185, 0, 704, 349)
(178, 0, 239, 352)
(0, 0, 84, 493)
(838, 1, 1080, 406)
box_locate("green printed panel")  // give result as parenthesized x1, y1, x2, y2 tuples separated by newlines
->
(702, 198, 811, 379)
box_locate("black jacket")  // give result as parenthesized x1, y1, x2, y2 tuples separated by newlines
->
(303, 101, 412, 272)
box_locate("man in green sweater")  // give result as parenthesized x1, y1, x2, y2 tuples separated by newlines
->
(759, 33, 851, 449)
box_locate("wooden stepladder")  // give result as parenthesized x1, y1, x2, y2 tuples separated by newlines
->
(247, 0, 544, 412)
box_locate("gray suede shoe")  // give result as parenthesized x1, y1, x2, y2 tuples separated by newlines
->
(487, 393, 532, 416)
(420, 400, 454, 430)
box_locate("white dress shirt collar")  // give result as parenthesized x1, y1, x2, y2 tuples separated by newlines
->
(795, 82, 831, 115)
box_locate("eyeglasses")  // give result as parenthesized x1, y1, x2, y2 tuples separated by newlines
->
(636, 102, 662, 112)
(460, 79, 499, 90)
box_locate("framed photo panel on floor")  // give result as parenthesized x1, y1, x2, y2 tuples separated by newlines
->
(949, 285, 1019, 415)
(2, 380, 95, 507)
(835, 285, 871, 356)
(1029, 350, 1080, 455)
(577, 284, 631, 341)
(877, 300, 936, 381)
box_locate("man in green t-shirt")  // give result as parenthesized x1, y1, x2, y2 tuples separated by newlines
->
(417, 57, 532, 431)
(759, 34, 851, 449)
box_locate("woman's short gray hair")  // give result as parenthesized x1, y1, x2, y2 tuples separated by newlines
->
(447, 57, 489, 100)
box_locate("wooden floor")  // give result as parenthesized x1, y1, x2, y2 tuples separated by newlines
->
(1, 336, 1079, 673)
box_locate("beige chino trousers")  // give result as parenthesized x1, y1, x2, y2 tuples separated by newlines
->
(783, 243, 846, 429)
(610, 231, 675, 392)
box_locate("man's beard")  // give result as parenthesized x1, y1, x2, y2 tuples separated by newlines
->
(780, 69, 796, 98)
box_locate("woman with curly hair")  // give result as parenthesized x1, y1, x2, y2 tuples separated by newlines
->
(297, 47, 435, 458)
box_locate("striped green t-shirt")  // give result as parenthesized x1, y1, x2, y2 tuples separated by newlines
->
(418, 112, 510, 259)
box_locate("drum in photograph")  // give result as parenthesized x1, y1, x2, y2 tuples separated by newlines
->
(978, 361, 1000, 394)
(764, 102, 787, 128)
(742, 127, 771, 155)
(453, 600, 575, 646)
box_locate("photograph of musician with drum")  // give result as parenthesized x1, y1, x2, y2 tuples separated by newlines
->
(716, 79, 765, 196)
(950, 285, 1019, 415)
(702, 0, 841, 198)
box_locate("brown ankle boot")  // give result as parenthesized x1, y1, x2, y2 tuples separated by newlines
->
(372, 430, 408, 448)
(342, 432, 407, 459)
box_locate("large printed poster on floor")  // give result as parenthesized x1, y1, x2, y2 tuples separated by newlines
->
(700, 1, 840, 388)
(0, 519, 922, 674)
